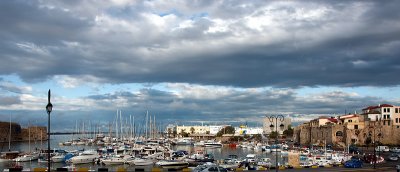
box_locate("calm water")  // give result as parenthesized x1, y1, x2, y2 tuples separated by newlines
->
(0, 135, 285, 171)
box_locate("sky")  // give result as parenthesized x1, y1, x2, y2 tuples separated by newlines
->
(1, 0, 400, 131)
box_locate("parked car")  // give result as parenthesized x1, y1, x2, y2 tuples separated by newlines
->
(389, 154, 399, 161)
(376, 146, 390, 152)
(391, 147, 400, 153)
(349, 145, 361, 154)
(364, 154, 385, 164)
(344, 159, 363, 168)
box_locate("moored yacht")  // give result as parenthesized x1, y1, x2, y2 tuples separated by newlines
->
(156, 160, 189, 169)
(204, 141, 223, 148)
(14, 153, 39, 162)
(68, 150, 99, 164)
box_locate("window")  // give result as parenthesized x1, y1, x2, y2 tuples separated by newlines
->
(384, 108, 387, 113)
(388, 115, 391, 119)
(396, 118, 398, 123)
(396, 108, 399, 113)
(388, 108, 391, 112)
(383, 121, 386, 125)
(354, 125, 358, 129)
(388, 121, 391, 125)
(348, 120, 352, 123)
(397, 126, 399, 128)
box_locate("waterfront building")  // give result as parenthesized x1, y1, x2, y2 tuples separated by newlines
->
(235, 126, 263, 135)
(294, 103, 400, 147)
(263, 117, 292, 134)
(209, 125, 229, 135)
(361, 104, 400, 127)
(176, 125, 210, 135)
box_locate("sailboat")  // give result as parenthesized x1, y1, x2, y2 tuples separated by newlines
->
(14, 122, 40, 162)
(0, 115, 20, 162)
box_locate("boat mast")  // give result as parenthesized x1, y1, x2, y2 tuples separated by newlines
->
(145, 110, 148, 139)
(29, 122, 31, 153)
(9, 114, 11, 151)
(120, 110, 123, 140)
(116, 110, 119, 139)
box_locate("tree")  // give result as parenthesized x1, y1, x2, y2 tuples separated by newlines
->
(173, 130, 177, 137)
(216, 126, 235, 137)
(365, 137, 372, 148)
(190, 127, 195, 134)
(269, 131, 278, 139)
(283, 125, 294, 137)
(180, 129, 188, 137)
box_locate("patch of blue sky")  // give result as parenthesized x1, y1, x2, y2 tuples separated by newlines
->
(157, 9, 181, 17)
(190, 12, 208, 20)
(0, 74, 25, 85)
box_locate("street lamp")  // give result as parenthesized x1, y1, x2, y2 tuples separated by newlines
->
(268, 115, 285, 172)
(45, 89, 53, 172)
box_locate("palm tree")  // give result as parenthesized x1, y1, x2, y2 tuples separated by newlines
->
(190, 127, 195, 134)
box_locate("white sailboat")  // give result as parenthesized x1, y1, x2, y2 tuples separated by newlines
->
(14, 123, 39, 162)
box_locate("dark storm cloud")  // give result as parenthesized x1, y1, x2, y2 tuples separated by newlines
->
(81, 86, 388, 125)
(0, 1, 400, 88)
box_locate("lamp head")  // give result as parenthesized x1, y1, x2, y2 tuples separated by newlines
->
(46, 89, 52, 113)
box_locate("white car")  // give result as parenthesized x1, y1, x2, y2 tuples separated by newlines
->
(391, 147, 400, 153)
(376, 146, 390, 152)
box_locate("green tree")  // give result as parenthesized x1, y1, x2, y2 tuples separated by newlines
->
(283, 125, 294, 137)
(173, 130, 177, 137)
(167, 128, 172, 138)
(269, 131, 278, 139)
(216, 126, 235, 137)
(180, 129, 189, 137)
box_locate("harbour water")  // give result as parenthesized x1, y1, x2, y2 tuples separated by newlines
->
(0, 135, 285, 171)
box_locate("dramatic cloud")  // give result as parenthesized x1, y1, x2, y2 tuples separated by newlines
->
(0, 1, 399, 87)
(0, 1, 399, 129)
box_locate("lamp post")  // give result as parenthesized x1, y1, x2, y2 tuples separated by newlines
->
(45, 90, 53, 172)
(268, 115, 285, 172)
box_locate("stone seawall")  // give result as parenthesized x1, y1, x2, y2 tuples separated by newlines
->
(0, 121, 47, 143)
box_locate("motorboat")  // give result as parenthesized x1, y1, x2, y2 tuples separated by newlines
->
(101, 156, 126, 165)
(257, 158, 272, 167)
(192, 162, 228, 172)
(51, 153, 74, 163)
(156, 160, 189, 169)
(127, 158, 154, 166)
(68, 150, 99, 164)
(175, 138, 194, 145)
(14, 153, 39, 162)
(204, 141, 223, 148)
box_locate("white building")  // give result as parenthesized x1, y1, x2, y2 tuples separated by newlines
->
(362, 104, 400, 127)
(209, 125, 230, 135)
(263, 117, 292, 134)
(235, 127, 263, 135)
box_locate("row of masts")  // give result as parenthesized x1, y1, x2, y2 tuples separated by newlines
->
(69, 110, 164, 141)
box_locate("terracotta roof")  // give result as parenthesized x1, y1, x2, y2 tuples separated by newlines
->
(362, 104, 393, 110)
(327, 118, 338, 123)
(339, 114, 358, 119)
